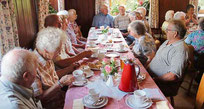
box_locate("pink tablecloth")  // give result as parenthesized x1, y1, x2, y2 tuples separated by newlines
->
(64, 28, 173, 109)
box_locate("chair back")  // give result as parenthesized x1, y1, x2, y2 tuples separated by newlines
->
(196, 74, 204, 109)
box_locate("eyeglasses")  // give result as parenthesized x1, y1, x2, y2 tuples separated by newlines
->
(166, 28, 177, 32)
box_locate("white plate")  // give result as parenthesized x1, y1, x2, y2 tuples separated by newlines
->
(72, 80, 88, 87)
(126, 95, 152, 109)
(116, 49, 129, 53)
(105, 53, 120, 58)
(83, 95, 108, 108)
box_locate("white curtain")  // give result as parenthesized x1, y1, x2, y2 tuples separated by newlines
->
(58, 0, 65, 11)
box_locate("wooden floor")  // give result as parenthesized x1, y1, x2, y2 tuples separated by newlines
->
(167, 73, 198, 109)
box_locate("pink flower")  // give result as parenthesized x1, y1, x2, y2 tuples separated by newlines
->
(103, 58, 109, 63)
(105, 65, 112, 74)
(139, 1, 143, 5)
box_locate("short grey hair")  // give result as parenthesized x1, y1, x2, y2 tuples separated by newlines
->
(100, 4, 108, 10)
(165, 10, 174, 21)
(1, 48, 37, 82)
(169, 20, 187, 39)
(128, 20, 146, 35)
(36, 27, 66, 53)
(174, 11, 186, 20)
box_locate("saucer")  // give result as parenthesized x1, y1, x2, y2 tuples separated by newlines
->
(116, 49, 128, 53)
(72, 79, 88, 86)
(83, 95, 108, 108)
(126, 95, 152, 109)
(105, 53, 120, 58)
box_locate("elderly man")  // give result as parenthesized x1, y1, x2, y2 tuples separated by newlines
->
(44, 14, 92, 68)
(114, 5, 130, 37)
(128, 21, 156, 66)
(92, 5, 114, 28)
(0, 48, 42, 109)
(148, 20, 189, 95)
(32, 27, 75, 109)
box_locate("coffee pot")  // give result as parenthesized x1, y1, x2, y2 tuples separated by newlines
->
(119, 59, 140, 92)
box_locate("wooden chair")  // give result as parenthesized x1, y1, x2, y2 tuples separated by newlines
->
(195, 74, 204, 109)
(187, 52, 204, 95)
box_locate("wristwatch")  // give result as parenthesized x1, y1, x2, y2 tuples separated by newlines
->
(57, 80, 64, 88)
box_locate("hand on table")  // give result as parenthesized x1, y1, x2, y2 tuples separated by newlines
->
(60, 75, 75, 86)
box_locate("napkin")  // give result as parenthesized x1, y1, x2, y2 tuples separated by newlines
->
(142, 88, 165, 100)
(156, 101, 170, 109)
(73, 99, 84, 109)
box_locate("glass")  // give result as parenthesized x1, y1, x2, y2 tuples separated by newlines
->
(120, 55, 126, 70)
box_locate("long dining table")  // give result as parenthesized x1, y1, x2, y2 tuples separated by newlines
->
(64, 27, 174, 109)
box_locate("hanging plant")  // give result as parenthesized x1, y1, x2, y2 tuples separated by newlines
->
(49, 3, 57, 14)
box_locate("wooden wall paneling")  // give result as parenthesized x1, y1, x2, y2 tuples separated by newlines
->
(13, 0, 38, 49)
(49, 0, 58, 11)
(159, 0, 190, 28)
(65, 0, 95, 37)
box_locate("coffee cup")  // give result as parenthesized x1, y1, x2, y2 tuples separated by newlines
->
(89, 41, 95, 47)
(73, 70, 86, 82)
(119, 44, 125, 51)
(90, 48, 99, 57)
(133, 90, 148, 105)
(88, 89, 100, 104)
(98, 50, 106, 61)
(81, 65, 91, 72)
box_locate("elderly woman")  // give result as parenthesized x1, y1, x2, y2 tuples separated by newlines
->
(67, 9, 86, 47)
(32, 27, 76, 109)
(161, 10, 174, 40)
(129, 21, 156, 66)
(174, 11, 186, 23)
(185, 18, 204, 83)
(44, 14, 92, 68)
(185, 4, 198, 26)
(136, 7, 151, 34)
(185, 18, 204, 61)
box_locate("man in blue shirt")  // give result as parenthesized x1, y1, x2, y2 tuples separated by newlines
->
(92, 5, 114, 28)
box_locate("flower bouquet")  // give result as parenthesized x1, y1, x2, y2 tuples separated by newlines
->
(100, 26, 109, 34)
(101, 58, 118, 76)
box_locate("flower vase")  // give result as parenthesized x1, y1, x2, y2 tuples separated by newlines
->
(106, 75, 114, 87)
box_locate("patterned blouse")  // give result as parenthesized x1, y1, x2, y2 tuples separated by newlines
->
(32, 50, 65, 109)
(185, 30, 204, 54)
(67, 21, 78, 44)
(133, 33, 156, 65)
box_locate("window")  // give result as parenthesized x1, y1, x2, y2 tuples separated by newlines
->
(109, 0, 149, 16)
(198, 0, 204, 14)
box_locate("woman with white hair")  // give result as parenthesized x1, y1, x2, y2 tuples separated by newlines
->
(161, 10, 174, 40)
(136, 7, 151, 34)
(129, 20, 156, 66)
(174, 11, 186, 22)
(33, 27, 76, 109)
(67, 9, 87, 45)
(0, 48, 43, 109)
(162, 10, 174, 32)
